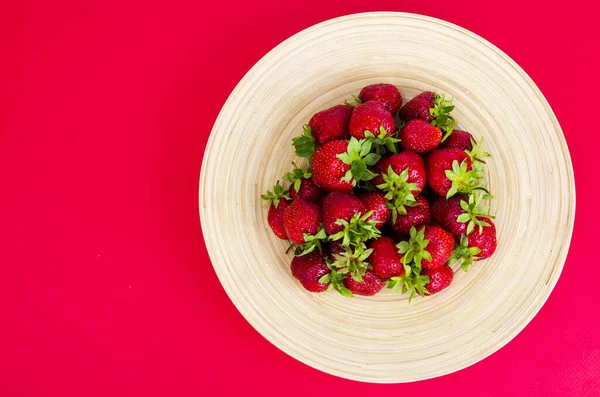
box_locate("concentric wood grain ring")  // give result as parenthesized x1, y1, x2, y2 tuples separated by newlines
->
(199, 12, 575, 382)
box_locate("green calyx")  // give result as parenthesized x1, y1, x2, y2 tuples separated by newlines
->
(284, 162, 311, 193)
(261, 181, 291, 208)
(329, 211, 381, 249)
(457, 192, 495, 235)
(336, 137, 381, 186)
(430, 93, 456, 142)
(331, 245, 373, 283)
(344, 94, 362, 108)
(388, 226, 432, 302)
(296, 225, 328, 256)
(321, 260, 353, 297)
(444, 159, 489, 199)
(465, 136, 491, 173)
(450, 235, 482, 272)
(292, 125, 317, 164)
(376, 166, 419, 223)
(364, 126, 402, 155)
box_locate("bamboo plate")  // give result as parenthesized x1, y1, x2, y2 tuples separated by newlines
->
(199, 12, 575, 383)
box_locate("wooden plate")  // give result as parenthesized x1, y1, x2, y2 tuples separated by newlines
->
(199, 12, 575, 383)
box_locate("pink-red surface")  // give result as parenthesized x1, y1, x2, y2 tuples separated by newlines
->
(1, 1, 599, 396)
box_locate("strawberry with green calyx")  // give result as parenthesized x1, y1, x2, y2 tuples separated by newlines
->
(335, 137, 381, 186)
(398, 92, 456, 140)
(282, 198, 321, 245)
(329, 211, 382, 249)
(450, 220, 496, 271)
(431, 192, 494, 237)
(344, 269, 385, 296)
(457, 193, 494, 235)
(372, 151, 426, 192)
(399, 119, 442, 154)
(295, 225, 328, 256)
(465, 136, 491, 172)
(422, 265, 454, 295)
(292, 125, 317, 164)
(284, 163, 324, 202)
(429, 94, 456, 141)
(322, 191, 366, 235)
(439, 129, 474, 151)
(262, 181, 292, 239)
(349, 101, 396, 139)
(311, 140, 354, 192)
(358, 83, 403, 114)
(331, 245, 374, 282)
(388, 227, 432, 301)
(449, 235, 482, 272)
(291, 251, 330, 292)
(389, 195, 431, 235)
(426, 148, 488, 198)
(320, 260, 354, 297)
(307, 104, 352, 145)
(368, 236, 405, 278)
(358, 192, 390, 229)
(364, 126, 402, 155)
(444, 159, 488, 199)
(377, 167, 420, 223)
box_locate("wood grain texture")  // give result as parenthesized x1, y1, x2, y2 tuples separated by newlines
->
(199, 12, 575, 383)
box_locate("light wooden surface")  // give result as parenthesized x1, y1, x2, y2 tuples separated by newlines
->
(199, 12, 575, 383)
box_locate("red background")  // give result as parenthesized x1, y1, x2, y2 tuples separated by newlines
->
(1, 1, 599, 395)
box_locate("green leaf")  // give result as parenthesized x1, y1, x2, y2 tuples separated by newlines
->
(456, 213, 471, 223)
(292, 125, 317, 161)
(318, 274, 330, 284)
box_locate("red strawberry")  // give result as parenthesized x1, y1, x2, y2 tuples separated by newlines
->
(311, 139, 380, 192)
(368, 236, 405, 278)
(328, 240, 345, 261)
(308, 104, 352, 145)
(431, 193, 494, 238)
(290, 251, 330, 292)
(398, 91, 435, 122)
(372, 151, 426, 191)
(358, 83, 403, 114)
(439, 129, 474, 151)
(399, 119, 442, 154)
(389, 195, 431, 235)
(283, 198, 321, 245)
(426, 148, 486, 197)
(285, 163, 324, 202)
(344, 269, 385, 296)
(322, 191, 366, 235)
(398, 225, 454, 270)
(358, 192, 390, 229)
(261, 181, 292, 239)
(422, 265, 454, 295)
(349, 101, 396, 139)
(467, 220, 497, 260)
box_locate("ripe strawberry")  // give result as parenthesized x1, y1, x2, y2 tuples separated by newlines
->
(398, 225, 454, 270)
(344, 269, 385, 296)
(328, 240, 345, 261)
(389, 195, 431, 235)
(322, 191, 366, 235)
(467, 220, 497, 260)
(368, 236, 404, 278)
(372, 151, 426, 190)
(289, 177, 323, 202)
(422, 265, 454, 295)
(426, 148, 487, 197)
(290, 251, 330, 292)
(308, 104, 352, 145)
(358, 83, 403, 114)
(399, 119, 442, 154)
(311, 139, 380, 192)
(431, 193, 495, 238)
(261, 181, 292, 239)
(282, 198, 321, 245)
(439, 129, 474, 151)
(358, 192, 390, 229)
(349, 101, 396, 139)
(398, 91, 435, 122)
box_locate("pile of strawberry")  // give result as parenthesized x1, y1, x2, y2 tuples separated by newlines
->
(262, 84, 497, 300)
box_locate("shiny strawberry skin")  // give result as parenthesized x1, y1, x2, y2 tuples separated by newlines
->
(398, 91, 435, 122)
(426, 148, 472, 196)
(389, 195, 431, 235)
(372, 151, 426, 192)
(311, 140, 353, 192)
(358, 83, 403, 114)
(420, 225, 454, 270)
(368, 236, 405, 278)
(267, 199, 291, 240)
(400, 119, 442, 154)
(439, 129, 474, 151)
(308, 104, 352, 145)
(431, 194, 469, 237)
(422, 265, 454, 295)
(291, 251, 330, 292)
(282, 198, 321, 245)
(358, 192, 390, 229)
(322, 191, 366, 235)
(349, 100, 396, 139)
(468, 219, 497, 260)
(344, 269, 385, 296)
(289, 177, 324, 202)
